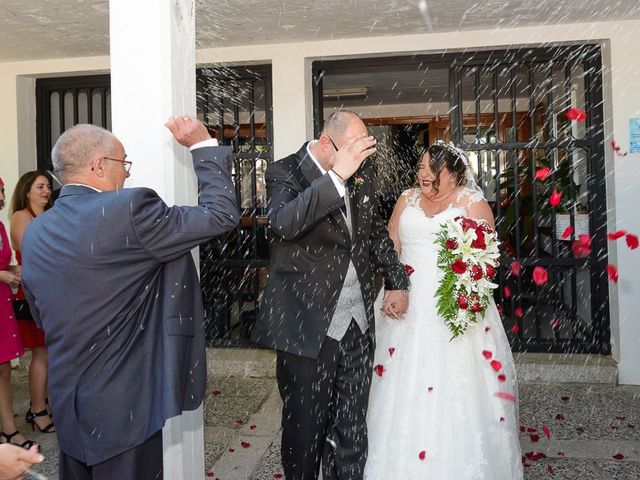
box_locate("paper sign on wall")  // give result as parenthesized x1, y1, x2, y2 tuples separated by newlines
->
(631, 118, 640, 154)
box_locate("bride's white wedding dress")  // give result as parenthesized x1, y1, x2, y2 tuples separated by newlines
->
(364, 188, 523, 480)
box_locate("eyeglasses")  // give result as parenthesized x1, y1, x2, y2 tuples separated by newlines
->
(103, 155, 132, 173)
(327, 136, 339, 151)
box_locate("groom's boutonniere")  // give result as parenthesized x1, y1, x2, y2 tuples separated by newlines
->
(352, 174, 364, 193)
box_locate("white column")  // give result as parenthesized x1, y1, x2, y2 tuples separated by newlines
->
(109, 0, 205, 477)
(271, 53, 313, 159)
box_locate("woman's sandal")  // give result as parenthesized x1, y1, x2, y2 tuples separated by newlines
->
(1, 430, 39, 450)
(25, 408, 56, 433)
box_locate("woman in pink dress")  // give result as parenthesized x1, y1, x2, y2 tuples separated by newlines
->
(10, 171, 55, 434)
(0, 176, 35, 449)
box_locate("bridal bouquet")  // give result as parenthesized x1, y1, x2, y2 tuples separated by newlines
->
(435, 216, 500, 339)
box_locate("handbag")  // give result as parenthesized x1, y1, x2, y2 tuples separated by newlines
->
(12, 299, 33, 321)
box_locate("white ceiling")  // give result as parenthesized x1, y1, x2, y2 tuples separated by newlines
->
(1, 0, 640, 62)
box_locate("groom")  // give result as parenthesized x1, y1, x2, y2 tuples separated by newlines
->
(254, 111, 410, 479)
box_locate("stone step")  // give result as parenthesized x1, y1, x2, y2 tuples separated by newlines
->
(207, 348, 618, 384)
(515, 352, 618, 385)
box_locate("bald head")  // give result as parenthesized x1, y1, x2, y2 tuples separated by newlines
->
(321, 111, 363, 142)
(52, 124, 117, 182)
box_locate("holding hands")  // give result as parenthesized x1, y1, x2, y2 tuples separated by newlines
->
(331, 135, 377, 182)
(382, 289, 409, 320)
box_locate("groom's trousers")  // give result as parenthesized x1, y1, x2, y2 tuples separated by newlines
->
(276, 320, 374, 480)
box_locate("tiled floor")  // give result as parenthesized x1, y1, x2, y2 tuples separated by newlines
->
(9, 357, 640, 480)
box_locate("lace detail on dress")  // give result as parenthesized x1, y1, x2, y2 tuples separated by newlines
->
(401, 188, 422, 208)
(455, 187, 485, 209)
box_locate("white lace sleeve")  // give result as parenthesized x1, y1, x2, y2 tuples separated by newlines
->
(401, 188, 421, 207)
(455, 187, 486, 210)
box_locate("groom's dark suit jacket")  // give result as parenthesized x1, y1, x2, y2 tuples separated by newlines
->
(21, 146, 239, 466)
(253, 143, 409, 359)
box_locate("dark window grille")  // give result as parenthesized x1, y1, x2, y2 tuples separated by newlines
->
(36, 75, 111, 174)
(197, 65, 273, 347)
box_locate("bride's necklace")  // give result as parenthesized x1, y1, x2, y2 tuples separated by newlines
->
(421, 186, 457, 217)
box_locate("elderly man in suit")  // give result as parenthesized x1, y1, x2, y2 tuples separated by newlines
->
(253, 111, 410, 479)
(21, 117, 238, 479)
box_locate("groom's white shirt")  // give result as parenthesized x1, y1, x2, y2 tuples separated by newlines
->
(306, 141, 367, 340)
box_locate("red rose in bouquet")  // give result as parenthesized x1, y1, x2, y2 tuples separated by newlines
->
(451, 259, 467, 274)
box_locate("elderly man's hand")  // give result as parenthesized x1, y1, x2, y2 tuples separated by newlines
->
(0, 443, 43, 480)
(165, 115, 211, 148)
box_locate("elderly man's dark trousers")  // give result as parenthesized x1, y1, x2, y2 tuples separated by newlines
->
(58, 429, 163, 480)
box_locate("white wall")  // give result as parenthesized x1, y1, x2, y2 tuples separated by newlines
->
(0, 57, 110, 225)
(1, 19, 639, 382)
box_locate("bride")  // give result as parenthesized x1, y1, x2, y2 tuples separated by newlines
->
(364, 141, 523, 479)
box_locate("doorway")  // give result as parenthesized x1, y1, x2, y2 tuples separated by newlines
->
(312, 45, 610, 354)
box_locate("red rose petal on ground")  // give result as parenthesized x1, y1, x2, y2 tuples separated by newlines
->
(557, 451, 566, 456)
(228, 448, 235, 452)
(500, 417, 505, 422)
(627, 424, 635, 428)
(561, 225, 573, 239)
(525, 451, 547, 461)
(527, 428, 537, 433)
(561, 396, 570, 402)
(482, 350, 493, 360)
(496, 392, 516, 402)
(613, 453, 624, 460)
(419, 450, 427, 460)
(530, 434, 540, 443)
(542, 424, 551, 439)
(549, 189, 562, 207)
(241, 441, 250, 448)
(212, 389, 221, 396)
(207, 473, 214, 478)
(547, 464, 555, 474)
(274, 475, 284, 479)
(607, 264, 619, 283)
(388, 347, 395, 357)
(485, 326, 490, 332)
(374, 364, 384, 377)
(404, 264, 415, 276)
(555, 413, 565, 421)
(427, 386, 434, 392)
(249, 424, 257, 430)
(615, 416, 626, 420)
(515, 307, 523, 318)
(532, 266, 549, 286)
(510, 261, 522, 276)
(504, 286, 512, 299)
(512, 324, 520, 334)
(490, 360, 503, 372)
(566, 107, 587, 122)
(608, 230, 627, 240)
(234, 419, 244, 425)
(498, 374, 506, 382)
(535, 167, 551, 181)
(626, 233, 639, 250)
(520, 425, 526, 432)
